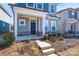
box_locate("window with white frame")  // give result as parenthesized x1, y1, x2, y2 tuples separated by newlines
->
(45, 20, 48, 32)
(26, 3, 35, 8)
(19, 19, 25, 26)
(51, 21, 56, 31)
(36, 3, 43, 10)
(50, 4, 55, 13)
(71, 11, 75, 16)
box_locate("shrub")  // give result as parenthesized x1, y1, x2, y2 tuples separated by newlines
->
(42, 35, 49, 41)
(3, 32, 15, 47)
(49, 36, 57, 42)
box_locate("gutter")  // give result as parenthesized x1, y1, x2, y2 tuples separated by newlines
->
(10, 6, 15, 35)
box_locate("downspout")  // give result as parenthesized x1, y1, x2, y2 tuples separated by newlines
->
(11, 6, 15, 38)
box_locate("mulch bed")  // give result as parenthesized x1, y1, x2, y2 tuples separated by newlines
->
(0, 40, 43, 56)
(45, 38, 79, 55)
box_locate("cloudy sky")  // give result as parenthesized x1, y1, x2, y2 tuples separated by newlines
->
(57, 3, 79, 11)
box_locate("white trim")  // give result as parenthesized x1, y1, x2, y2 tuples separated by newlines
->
(39, 18, 41, 31)
(36, 3, 43, 10)
(49, 4, 55, 14)
(26, 3, 35, 8)
(19, 19, 25, 26)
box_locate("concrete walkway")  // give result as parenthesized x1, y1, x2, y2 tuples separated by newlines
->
(35, 40, 58, 56)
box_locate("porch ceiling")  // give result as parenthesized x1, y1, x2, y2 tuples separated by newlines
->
(18, 14, 42, 19)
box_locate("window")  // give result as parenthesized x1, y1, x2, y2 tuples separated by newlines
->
(3, 23, 6, 27)
(51, 21, 56, 31)
(26, 3, 35, 8)
(45, 26, 48, 32)
(19, 19, 25, 26)
(36, 3, 43, 10)
(45, 20, 48, 32)
(50, 4, 55, 13)
(52, 26, 55, 31)
(71, 12, 75, 16)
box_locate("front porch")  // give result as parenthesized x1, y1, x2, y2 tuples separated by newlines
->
(13, 6, 59, 40)
(17, 14, 43, 36)
(17, 35, 42, 41)
(65, 19, 79, 36)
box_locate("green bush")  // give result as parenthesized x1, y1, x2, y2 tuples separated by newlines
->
(49, 35, 64, 42)
(42, 35, 49, 41)
(3, 32, 15, 47)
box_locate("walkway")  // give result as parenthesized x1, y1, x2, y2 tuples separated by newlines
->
(35, 40, 58, 56)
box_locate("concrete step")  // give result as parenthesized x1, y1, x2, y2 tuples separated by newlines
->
(47, 53, 58, 56)
(42, 48, 55, 55)
(36, 41, 52, 49)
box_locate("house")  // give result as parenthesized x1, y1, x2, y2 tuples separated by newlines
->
(57, 8, 79, 36)
(10, 3, 60, 40)
(0, 20, 10, 33)
(0, 4, 11, 33)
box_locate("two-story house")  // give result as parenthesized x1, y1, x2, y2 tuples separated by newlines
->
(57, 8, 79, 36)
(10, 3, 59, 40)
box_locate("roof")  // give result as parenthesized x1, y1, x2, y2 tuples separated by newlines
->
(0, 5, 11, 17)
(9, 4, 49, 13)
(57, 8, 76, 14)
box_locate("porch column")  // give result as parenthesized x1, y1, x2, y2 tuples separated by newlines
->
(14, 12, 18, 40)
(42, 16, 46, 35)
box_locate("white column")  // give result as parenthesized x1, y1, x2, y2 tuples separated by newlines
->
(14, 12, 18, 40)
(39, 18, 40, 31)
(76, 23, 78, 36)
(42, 16, 46, 35)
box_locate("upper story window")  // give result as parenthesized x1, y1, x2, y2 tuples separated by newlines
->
(19, 19, 25, 26)
(36, 3, 43, 10)
(26, 3, 35, 8)
(49, 4, 55, 13)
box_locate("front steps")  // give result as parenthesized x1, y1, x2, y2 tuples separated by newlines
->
(35, 40, 58, 56)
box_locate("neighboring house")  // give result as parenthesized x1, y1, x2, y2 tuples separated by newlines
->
(0, 4, 11, 33)
(0, 20, 9, 33)
(57, 8, 79, 35)
(10, 3, 60, 40)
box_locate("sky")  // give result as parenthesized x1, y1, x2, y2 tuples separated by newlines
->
(57, 3, 79, 11)
(2, 3, 79, 25)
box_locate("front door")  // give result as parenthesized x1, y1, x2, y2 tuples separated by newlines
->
(30, 20, 36, 35)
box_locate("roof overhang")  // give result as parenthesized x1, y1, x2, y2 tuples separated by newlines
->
(66, 18, 78, 23)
